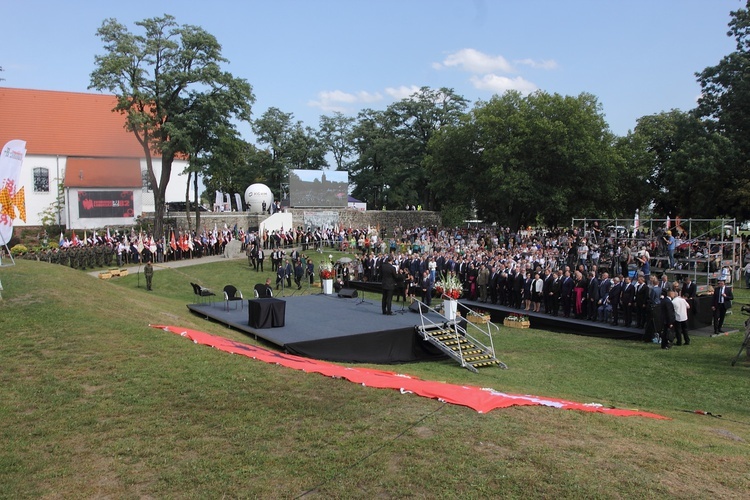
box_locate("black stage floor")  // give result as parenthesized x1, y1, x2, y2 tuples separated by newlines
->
(186, 294, 447, 364)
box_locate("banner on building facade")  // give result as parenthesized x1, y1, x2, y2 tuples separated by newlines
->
(78, 191, 134, 218)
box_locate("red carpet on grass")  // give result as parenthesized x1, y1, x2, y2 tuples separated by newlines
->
(151, 325, 668, 420)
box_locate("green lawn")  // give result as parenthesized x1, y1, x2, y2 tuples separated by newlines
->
(1, 257, 748, 498)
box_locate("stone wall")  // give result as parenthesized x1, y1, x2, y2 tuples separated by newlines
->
(154, 209, 441, 236)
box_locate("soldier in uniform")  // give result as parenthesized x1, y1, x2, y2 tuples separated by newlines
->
(144, 260, 154, 291)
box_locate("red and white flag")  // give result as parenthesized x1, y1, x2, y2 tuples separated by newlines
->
(0, 140, 27, 244)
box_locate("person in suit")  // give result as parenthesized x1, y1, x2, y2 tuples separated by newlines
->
(560, 270, 574, 317)
(294, 260, 304, 290)
(587, 271, 601, 321)
(608, 277, 623, 325)
(635, 275, 650, 328)
(712, 279, 734, 334)
(421, 270, 434, 307)
(620, 276, 636, 327)
(284, 259, 293, 288)
(661, 289, 677, 349)
(549, 271, 562, 316)
(542, 268, 554, 314)
(380, 255, 399, 315)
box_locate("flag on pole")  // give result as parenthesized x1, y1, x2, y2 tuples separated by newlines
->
(59, 232, 65, 247)
(106, 227, 112, 243)
(0, 140, 28, 245)
(170, 230, 176, 251)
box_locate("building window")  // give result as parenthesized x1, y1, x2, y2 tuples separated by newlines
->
(142, 169, 153, 193)
(33, 167, 49, 193)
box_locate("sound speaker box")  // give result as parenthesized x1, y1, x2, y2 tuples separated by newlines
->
(409, 302, 425, 313)
(338, 288, 358, 298)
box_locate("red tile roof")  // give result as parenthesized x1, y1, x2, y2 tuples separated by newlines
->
(0, 87, 145, 158)
(64, 158, 142, 188)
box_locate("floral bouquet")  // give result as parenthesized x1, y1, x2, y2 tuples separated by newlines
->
(319, 260, 334, 280)
(505, 313, 529, 322)
(436, 274, 462, 300)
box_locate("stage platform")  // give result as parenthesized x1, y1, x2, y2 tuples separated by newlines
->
(186, 294, 447, 364)
(458, 299, 646, 340)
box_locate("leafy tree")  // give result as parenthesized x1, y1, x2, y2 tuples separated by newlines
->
(347, 87, 469, 210)
(429, 91, 618, 229)
(252, 107, 325, 200)
(318, 112, 355, 171)
(629, 110, 736, 219)
(695, 0, 750, 219)
(89, 14, 254, 239)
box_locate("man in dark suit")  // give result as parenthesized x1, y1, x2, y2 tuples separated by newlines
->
(634, 275, 650, 328)
(661, 290, 677, 349)
(712, 279, 734, 334)
(608, 277, 622, 325)
(549, 271, 562, 316)
(560, 270, 574, 317)
(587, 271, 601, 321)
(620, 276, 636, 327)
(542, 268, 554, 314)
(380, 255, 399, 315)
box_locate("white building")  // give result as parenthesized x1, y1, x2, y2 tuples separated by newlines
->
(0, 87, 193, 230)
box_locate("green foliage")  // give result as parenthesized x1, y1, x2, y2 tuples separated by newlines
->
(696, 0, 750, 220)
(439, 204, 471, 228)
(428, 90, 619, 228)
(10, 244, 27, 255)
(628, 110, 736, 218)
(89, 14, 254, 239)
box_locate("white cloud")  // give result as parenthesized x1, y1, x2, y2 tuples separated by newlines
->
(308, 89, 383, 113)
(384, 85, 421, 100)
(515, 58, 558, 70)
(470, 74, 537, 94)
(434, 48, 513, 74)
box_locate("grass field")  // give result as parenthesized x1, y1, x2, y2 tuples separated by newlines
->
(1, 256, 748, 498)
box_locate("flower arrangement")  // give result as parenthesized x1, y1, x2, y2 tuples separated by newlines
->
(435, 274, 462, 300)
(505, 313, 529, 322)
(319, 260, 334, 280)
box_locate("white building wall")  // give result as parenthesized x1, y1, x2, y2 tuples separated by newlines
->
(15, 155, 195, 229)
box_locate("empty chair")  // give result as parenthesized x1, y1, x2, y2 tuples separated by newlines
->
(254, 283, 273, 298)
(223, 285, 244, 310)
(193, 283, 216, 304)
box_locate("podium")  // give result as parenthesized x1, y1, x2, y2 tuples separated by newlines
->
(248, 298, 286, 328)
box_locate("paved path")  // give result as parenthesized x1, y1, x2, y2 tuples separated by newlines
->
(87, 254, 242, 277)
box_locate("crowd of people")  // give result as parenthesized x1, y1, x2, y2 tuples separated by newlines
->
(18, 221, 745, 347)
(335, 224, 743, 348)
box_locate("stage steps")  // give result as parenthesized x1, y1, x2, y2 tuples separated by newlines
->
(417, 322, 506, 373)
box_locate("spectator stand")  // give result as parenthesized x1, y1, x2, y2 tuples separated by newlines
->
(572, 217, 741, 292)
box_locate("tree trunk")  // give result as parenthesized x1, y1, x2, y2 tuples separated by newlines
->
(152, 154, 174, 241)
(193, 171, 201, 233)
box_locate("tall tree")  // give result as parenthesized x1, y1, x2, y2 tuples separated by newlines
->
(89, 14, 253, 239)
(629, 110, 736, 219)
(252, 107, 325, 201)
(696, 0, 750, 219)
(318, 112, 355, 171)
(429, 91, 618, 229)
(347, 87, 468, 210)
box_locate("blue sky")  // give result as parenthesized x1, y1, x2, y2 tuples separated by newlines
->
(0, 0, 741, 141)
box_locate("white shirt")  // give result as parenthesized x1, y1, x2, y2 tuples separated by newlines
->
(672, 296, 690, 322)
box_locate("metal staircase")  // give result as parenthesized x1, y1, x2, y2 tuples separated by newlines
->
(413, 300, 507, 373)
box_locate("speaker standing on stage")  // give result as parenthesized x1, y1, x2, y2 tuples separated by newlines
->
(381, 255, 398, 315)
